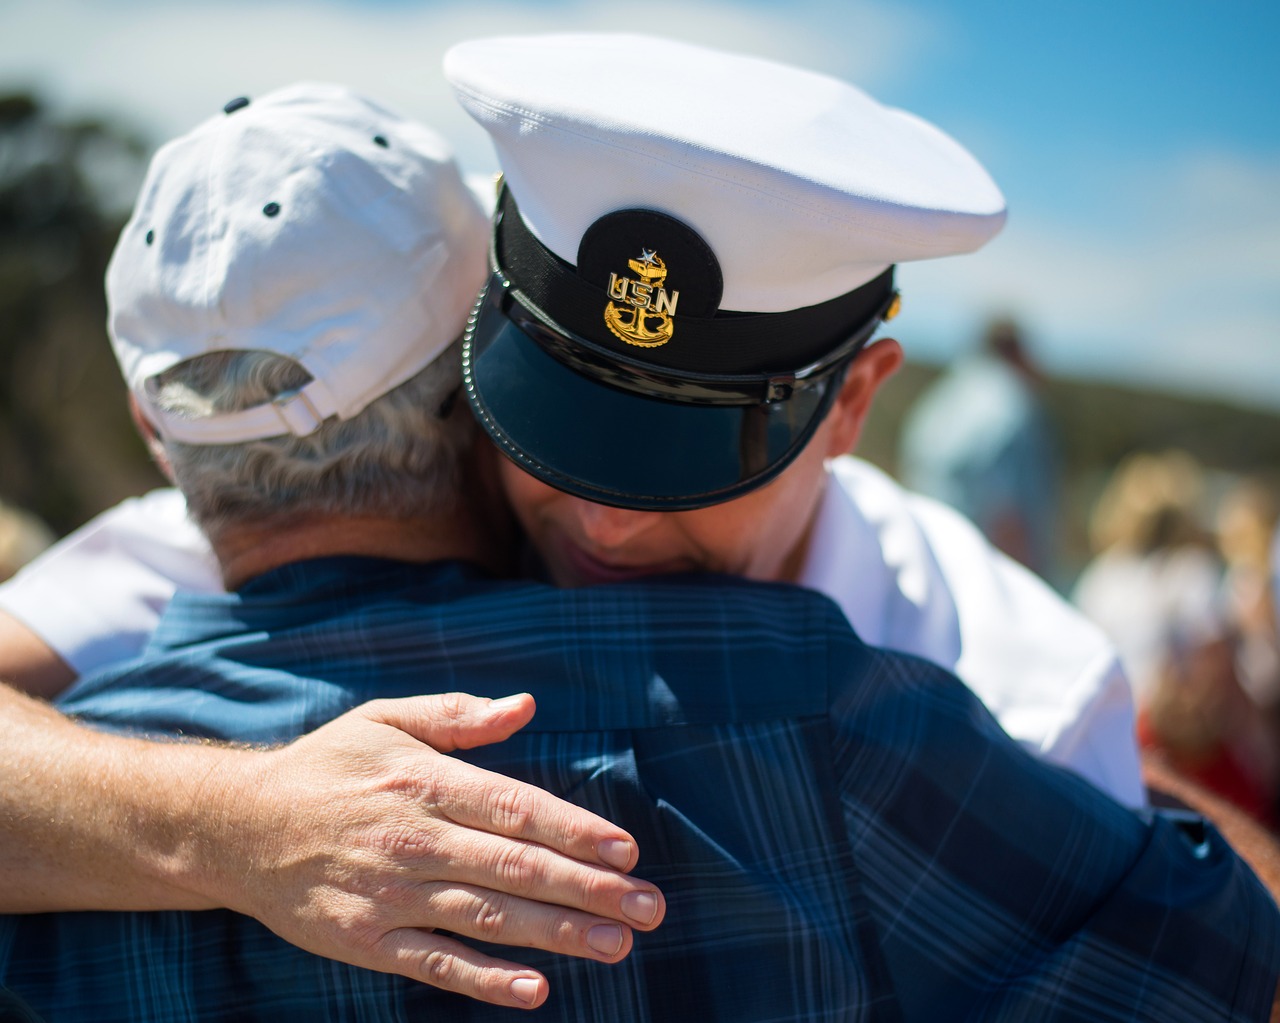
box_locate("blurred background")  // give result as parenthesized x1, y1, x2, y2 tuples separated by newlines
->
(2, 1, 1279, 820)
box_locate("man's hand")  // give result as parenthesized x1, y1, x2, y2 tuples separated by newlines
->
(0, 685, 663, 1011)
(203, 693, 663, 1009)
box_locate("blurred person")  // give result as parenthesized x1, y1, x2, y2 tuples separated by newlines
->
(3, 40, 1279, 1022)
(899, 316, 1061, 580)
(0, 500, 54, 582)
(1074, 452, 1276, 826)
(1273, 518, 1280, 631)
(1073, 450, 1223, 706)
(1216, 478, 1280, 821)
(1139, 631, 1278, 829)
(1217, 479, 1280, 711)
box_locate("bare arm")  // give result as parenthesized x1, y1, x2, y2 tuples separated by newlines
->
(0, 684, 664, 1009)
(0, 611, 75, 699)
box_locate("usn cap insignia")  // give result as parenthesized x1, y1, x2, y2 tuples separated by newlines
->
(577, 208, 724, 354)
(604, 248, 679, 347)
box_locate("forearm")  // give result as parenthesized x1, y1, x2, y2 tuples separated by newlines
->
(0, 681, 245, 912)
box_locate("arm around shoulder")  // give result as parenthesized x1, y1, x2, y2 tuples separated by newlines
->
(0, 684, 667, 1008)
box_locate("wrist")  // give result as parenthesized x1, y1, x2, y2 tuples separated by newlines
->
(157, 740, 277, 912)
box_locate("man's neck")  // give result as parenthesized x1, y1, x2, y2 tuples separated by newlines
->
(210, 510, 502, 591)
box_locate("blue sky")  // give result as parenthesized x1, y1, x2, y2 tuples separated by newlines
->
(2, 0, 1277, 407)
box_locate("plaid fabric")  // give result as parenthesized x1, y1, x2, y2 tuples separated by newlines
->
(3, 557, 1276, 1022)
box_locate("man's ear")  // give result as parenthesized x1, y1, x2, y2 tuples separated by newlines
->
(824, 338, 903, 458)
(128, 394, 176, 483)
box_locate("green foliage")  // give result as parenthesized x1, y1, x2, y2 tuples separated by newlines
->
(0, 91, 164, 534)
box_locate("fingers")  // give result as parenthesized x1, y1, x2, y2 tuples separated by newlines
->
(363, 692, 537, 753)
(424, 757, 641, 873)
(377, 928, 550, 1009)
(373, 693, 642, 873)
(402, 881, 640, 963)
(389, 822, 665, 932)
(374, 881, 650, 1007)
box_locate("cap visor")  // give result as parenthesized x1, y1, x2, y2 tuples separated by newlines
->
(463, 292, 836, 510)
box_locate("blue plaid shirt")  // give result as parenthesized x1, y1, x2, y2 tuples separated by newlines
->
(3, 557, 1276, 1021)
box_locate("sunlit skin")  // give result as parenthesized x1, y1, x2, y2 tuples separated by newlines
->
(500, 339, 904, 588)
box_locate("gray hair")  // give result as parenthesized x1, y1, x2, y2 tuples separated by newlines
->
(151, 341, 474, 535)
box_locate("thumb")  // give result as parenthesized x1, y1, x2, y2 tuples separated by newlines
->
(362, 692, 536, 753)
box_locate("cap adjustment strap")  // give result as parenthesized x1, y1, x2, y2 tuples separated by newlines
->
(271, 387, 325, 436)
(147, 379, 336, 444)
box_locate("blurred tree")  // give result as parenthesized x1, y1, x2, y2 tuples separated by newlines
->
(0, 92, 165, 535)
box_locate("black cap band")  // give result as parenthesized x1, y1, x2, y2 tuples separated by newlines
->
(495, 187, 897, 377)
(480, 271, 883, 407)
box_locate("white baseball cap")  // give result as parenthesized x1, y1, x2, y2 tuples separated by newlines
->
(108, 81, 489, 445)
(445, 34, 1007, 510)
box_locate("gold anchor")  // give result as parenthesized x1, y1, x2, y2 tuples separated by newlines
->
(604, 248, 679, 348)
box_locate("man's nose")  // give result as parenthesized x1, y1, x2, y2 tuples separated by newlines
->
(571, 499, 662, 548)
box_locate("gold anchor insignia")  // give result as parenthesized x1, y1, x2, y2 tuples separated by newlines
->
(603, 248, 680, 348)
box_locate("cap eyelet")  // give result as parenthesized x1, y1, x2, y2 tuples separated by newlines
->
(145, 230, 155, 245)
(372, 135, 389, 148)
(263, 202, 281, 218)
(223, 96, 250, 115)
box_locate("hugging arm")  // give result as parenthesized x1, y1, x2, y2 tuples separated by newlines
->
(0, 684, 664, 1010)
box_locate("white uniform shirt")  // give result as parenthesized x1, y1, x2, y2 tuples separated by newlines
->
(0, 461, 1144, 806)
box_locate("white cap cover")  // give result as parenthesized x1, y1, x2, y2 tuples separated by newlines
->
(445, 33, 1006, 313)
(108, 81, 489, 444)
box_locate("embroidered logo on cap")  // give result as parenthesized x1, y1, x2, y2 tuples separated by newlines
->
(604, 248, 680, 348)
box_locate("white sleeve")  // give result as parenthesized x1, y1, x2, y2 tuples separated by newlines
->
(0, 489, 221, 676)
(905, 494, 1146, 808)
(811, 457, 1145, 808)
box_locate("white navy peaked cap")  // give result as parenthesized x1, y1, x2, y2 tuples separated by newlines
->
(446, 32, 1006, 313)
(445, 33, 1007, 512)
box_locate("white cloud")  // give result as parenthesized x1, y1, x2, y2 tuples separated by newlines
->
(0, 0, 926, 171)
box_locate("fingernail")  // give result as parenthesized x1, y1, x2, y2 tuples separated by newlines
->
(620, 890, 659, 925)
(510, 977, 541, 1004)
(598, 838, 633, 870)
(586, 924, 624, 956)
(489, 695, 526, 712)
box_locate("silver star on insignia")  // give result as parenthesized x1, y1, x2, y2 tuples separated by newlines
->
(637, 248, 658, 265)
